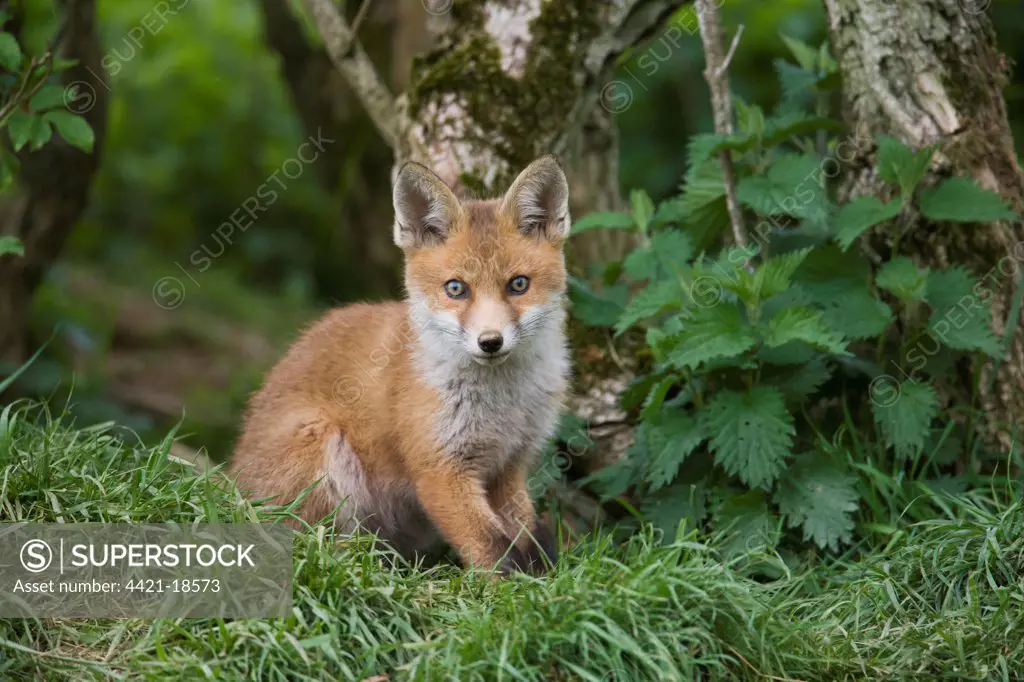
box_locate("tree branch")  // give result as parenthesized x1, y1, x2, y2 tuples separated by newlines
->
(717, 23, 744, 78)
(348, 0, 374, 38)
(552, 0, 685, 159)
(0, 0, 78, 126)
(695, 0, 748, 251)
(298, 0, 429, 164)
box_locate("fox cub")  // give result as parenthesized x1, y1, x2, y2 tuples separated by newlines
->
(230, 156, 571, 574)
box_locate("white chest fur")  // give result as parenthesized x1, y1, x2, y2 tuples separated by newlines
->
(413, 307, 570, 476)
(436, 353, 566, 474)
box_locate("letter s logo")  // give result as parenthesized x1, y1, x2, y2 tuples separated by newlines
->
(21, 540, 53, 573)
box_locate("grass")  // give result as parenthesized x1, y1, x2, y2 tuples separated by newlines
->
(1, 405, 1022, 681)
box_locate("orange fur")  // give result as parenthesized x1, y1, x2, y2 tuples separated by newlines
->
(230, 157, 571, 574)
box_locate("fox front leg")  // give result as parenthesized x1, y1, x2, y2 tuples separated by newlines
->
(412, 463, 531, 575)
(488, 464, 558, 575)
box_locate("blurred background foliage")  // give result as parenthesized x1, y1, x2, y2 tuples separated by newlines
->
(5, 0, 1023, 459)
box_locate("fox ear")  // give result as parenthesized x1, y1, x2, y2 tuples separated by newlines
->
(393, 162, 460, 249)
(501, 155, 570, 243)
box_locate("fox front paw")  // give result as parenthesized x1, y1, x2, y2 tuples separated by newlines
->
(496, 542, 532, 576)
(521, 522, 558, 575)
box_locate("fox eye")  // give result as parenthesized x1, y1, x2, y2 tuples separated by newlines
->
(507, 275, 530, 294)
(444, 279, 468, 299)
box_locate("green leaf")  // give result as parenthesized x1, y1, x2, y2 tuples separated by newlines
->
(648, 199, 687, 230)
(772, 356, 833, 402)
(876, 136, 935, 198)
(50, 57, 79, 73)
(774, 453, 859, 551)
(818, 286, 893, 340)
(924, 267, 999, 354)
(622, 247, 657, 282)
(7, 110, 36, 151)
(798, 272, 894, 341)
(833, 196, 902, 251)
(896, 147, 935, 199)
(925, 267, 977, 311)
(702, 386, 795, 489)
(639, 376, 676, 420)
(780, 34, 819, 71)
(714, 490, 779, 556)
(29, 118, 51, 150)
(623, 230, 693, 282)
(737, 154, 832, 229)
(685, 132, 756, 173)
(716, 261, 757, 306)
(875, 136, 904, 186)
(29, 84, 67, 112)
(666, 304, 758, 370)
(918, 177, 1017, 223)
(794, 244, 872, 284)
(615, 280, 682, 334)
(763, 307, 849, 355)
(642, 483, 706, 543)
(0, 235, 23, 257)
(773, 59, 817, 113)
(569, 278, 627, 327)
(677, 161, 731, 251)
(876, 256, 929, 303)
(620, 374, 661, 412)
(871, 380, 939, 461)
(585, 451, 642, 500)
(630, 189, 655, 232)
(44, 110, 95, 152)
(756, 247, 813, 300)
(926, 308, 1001, 355)
(761, 112, 845, 148)
(554, 412, 589, 445)
(734, 97, 765, 139)
(818, 42, 838, 73)
(650, 229, 693, 273)
(757, 340, 815, 366)
(643, 409, 704, 492)
(0, 146, 16, 193)
(0, 32, 21, 71)
(9, 111, 52, 152)
(571, 211, 636, 235)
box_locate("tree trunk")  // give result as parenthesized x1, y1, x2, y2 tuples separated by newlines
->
(0, 0, 109, 365)
(823, 0, 1024, 447)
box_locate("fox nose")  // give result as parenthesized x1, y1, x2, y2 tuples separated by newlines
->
(477, 332, 504, 354)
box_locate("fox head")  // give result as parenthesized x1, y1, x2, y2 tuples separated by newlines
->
(392, 156, 570, 367)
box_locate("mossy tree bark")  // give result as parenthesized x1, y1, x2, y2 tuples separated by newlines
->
(0, 0, 109, 366)
(823, 0, 1024, 447)
(406, 1, 679, 255)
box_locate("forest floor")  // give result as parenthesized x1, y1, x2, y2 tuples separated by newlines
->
(22, 259, 321, 461)
(2, 409, 1022, 681)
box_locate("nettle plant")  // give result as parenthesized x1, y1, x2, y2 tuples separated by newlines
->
(0, 9, 95, 259)
(570, 38, 1019, 555)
